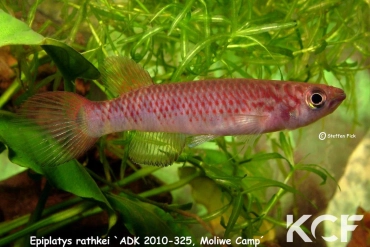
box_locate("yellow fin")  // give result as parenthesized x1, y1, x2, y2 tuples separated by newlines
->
(128, 132, 187, 167)
(187, 135, 218, 147)
(100, 56, 153, 97)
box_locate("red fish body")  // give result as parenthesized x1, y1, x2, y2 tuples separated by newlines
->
(86, 79, 344, 137)
(17, 57, 346, 166)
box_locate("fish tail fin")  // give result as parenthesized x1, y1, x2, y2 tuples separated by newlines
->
(15, 92, 98, 167)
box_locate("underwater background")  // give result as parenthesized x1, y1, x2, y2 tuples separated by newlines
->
(0, 1, 369, 246)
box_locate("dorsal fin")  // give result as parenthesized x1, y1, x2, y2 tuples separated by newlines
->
(100, 56, 154, 97)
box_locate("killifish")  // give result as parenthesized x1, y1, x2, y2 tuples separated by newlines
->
(16, 56, 346, 167)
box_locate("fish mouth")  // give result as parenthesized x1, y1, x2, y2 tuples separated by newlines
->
(329, 88, 346, 108)
(334, 89, 346, 101)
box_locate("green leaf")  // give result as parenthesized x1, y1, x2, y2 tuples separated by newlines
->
(267, 45, 294, 58)
(42, 161, 118, 233)
(0, 111, 43, 174)
(42, 38, 100, 84)
(107, 193, 192, 243)
(168, 0, 196, 35)
(0, 10, 100, 92)
(246, 152, 287, 163)
(279, 132, 294, 166)
(0, 111, 116, 231)
(0, 142, 5, 153)
(242, 176, 298, 194)
(235, 22, 297, 36)
(42, 161, 106, 202)
(0, 9, 45, 46)
(224, 193, 243, 238)
(294, 164, 336, 185)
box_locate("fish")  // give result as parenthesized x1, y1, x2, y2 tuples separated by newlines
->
(15, 56, 346, 167)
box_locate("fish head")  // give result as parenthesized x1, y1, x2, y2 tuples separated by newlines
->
(283, 83, 346, 130)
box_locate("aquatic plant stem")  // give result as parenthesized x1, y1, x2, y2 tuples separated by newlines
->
(138, 170, 202, 198)
(260, 170, 294, 218)
(0, 79, 20, 109)
(0, 202, 96, 246)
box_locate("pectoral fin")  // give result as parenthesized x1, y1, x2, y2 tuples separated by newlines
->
(231, 114, 267, 135)
(128, 131, 187, 167)
(187, 134, 218, 147)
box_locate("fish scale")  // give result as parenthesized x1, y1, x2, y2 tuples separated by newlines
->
(83, 79, 339, 137)
(15, 56, 346, 167)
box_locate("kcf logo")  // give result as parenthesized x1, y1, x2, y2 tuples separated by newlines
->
(286, 214, 364, 242)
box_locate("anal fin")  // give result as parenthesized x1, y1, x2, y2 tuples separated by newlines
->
(128, 131, 187, 167)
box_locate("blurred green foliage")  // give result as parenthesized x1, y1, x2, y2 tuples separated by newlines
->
(0, 0, 369, 246)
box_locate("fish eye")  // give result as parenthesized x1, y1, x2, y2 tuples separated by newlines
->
(306, 89, 326, 109)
